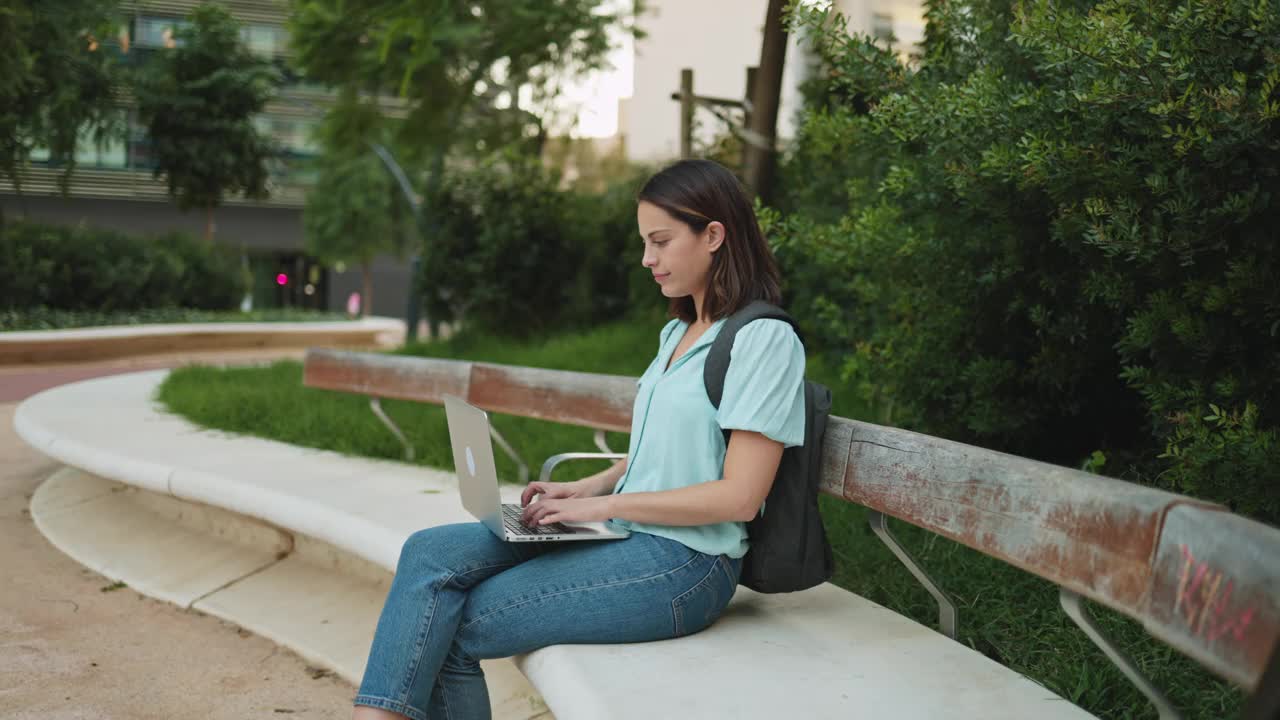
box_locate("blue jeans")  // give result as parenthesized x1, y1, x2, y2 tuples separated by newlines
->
(355, 522, 742, 720)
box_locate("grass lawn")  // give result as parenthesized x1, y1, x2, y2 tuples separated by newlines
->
(157, 314, 1242, 720)
(0, 307, 352, 331)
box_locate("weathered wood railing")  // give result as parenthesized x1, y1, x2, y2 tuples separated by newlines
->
(303, 348, 1280, 715)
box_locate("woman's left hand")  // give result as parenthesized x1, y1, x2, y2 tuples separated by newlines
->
(521, 495, 615, 526)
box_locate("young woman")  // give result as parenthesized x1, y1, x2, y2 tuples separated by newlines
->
(353, 159, 807, 720)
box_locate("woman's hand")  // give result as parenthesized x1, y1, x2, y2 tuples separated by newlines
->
(520, 479, 591, 509)
(521, 494, 615, 526)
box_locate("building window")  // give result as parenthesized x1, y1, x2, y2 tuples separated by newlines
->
(241, 24, 288, 57)
(135, 17, 287, 56)
(135, 16, 188, 49)
(252, 115, 319, 185)
(74, 131, 127, 169)
(255, 116, 319, 156)
(29, 115, 129, 170)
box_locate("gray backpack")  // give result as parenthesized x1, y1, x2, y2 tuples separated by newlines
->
(704, 301, 834, 593)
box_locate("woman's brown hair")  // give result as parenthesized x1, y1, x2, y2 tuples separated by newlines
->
(637, 159, 782, 323)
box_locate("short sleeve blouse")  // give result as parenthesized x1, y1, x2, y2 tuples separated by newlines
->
(609, 316, 806, 558)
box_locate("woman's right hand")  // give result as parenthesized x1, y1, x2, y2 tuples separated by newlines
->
(520, 458, 624, 519)
(520, 478, 596, 509)
(519, 479, 599, 525)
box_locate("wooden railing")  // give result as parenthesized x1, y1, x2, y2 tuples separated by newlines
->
(303, 348, 1280, 711)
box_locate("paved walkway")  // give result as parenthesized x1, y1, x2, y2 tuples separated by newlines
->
(0, 402, 356, 720)
(1, 350, 358, 719)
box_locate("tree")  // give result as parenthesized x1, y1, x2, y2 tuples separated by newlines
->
(134, 3, 277, 240)
(0, 0, 120, 205)
(774, 0, 1280, 528)
(302, 92, 404, 316)
(303, 153, 400, 316)
(288, 0, 640, 336)
(742, 0, 788, 204)
(288, 0, 638, 158)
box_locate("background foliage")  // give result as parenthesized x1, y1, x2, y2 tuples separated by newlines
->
(420, 153, 658, 336)
(0, 0, 120, 197)
(134, 3, 277, 238)
(771, 0, 1280, 523)
(303, 89, 409, 316)
(288, 0, 639, 159)
(0, 220, 244, 312)
(288, 0, 646, 330)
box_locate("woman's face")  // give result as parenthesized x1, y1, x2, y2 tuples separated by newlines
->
(636, 201, 724, 305)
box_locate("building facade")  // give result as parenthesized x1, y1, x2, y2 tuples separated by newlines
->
(0, 0, 413, 318)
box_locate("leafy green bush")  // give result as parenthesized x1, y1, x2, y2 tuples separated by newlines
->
(562, 165, 667, 326)
(0, 220, 245, 311)
(1155, 402, 1279, 520)
(421, 153, 658, 337)
(773, 0, 1280, 522)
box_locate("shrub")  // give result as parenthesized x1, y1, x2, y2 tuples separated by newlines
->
(562, 164, 667, 326)
(0, 220, 245, 312)
(420, 153, 658, 337)
(772, 0, 1280, 521)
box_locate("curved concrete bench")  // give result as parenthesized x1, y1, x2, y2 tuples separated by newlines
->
(16, 370, 547, 720)
(16, 370, 1094, 720)
(0, 317, 403, 365)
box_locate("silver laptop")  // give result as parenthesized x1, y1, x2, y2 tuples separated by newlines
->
(443, 395, 630, 543)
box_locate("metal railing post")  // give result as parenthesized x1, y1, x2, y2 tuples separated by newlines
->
(868, 509, 958, 639)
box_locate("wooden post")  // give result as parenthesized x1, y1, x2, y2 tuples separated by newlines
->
(679, 68, 694, 159)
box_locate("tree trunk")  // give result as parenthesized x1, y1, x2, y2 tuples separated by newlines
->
(361, 262, 373, 317)
(205, 204, 215, 241)
(743, 0, 789, 204)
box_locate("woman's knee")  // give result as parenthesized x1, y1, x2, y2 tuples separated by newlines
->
(397, 522, 517, 580)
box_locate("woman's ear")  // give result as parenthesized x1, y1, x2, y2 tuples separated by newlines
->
(705, 221, 726, 254)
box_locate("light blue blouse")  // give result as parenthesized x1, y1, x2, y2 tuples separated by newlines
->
(611, 316, 807, 558)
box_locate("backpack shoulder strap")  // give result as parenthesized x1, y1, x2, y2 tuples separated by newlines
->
(704, 300, 799, 410)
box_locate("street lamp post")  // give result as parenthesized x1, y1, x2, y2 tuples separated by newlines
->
(365, 141, 425, 342)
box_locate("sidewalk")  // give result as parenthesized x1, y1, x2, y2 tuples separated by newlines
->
(0, 402, 357, 719)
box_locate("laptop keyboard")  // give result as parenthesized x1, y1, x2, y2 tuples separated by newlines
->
(502, 504, 571, 536)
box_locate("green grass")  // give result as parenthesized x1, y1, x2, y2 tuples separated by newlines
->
(156, 318, 666, 485)
(156, 315, 1243, 720)
(1, 307, 351, 331)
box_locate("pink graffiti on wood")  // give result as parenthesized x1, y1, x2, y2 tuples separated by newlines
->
(1174, 544, 1256, 644)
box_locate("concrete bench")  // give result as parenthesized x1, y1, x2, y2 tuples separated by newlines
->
(304, 348, 1280, 719)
